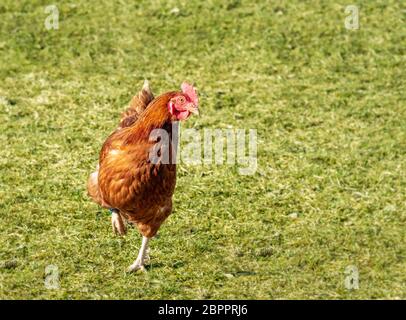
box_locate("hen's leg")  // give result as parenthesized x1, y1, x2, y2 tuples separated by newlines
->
(111, 209, 126, 235)
(127, 236, 150, 272)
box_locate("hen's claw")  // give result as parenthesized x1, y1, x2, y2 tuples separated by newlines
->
(111, 210, 126, 235)
(127, 249, 150, 273)
(127, 259, 146, 273)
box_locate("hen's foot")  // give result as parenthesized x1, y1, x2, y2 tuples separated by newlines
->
(127, 258, 147, 273)
(111, 210, 126, 235)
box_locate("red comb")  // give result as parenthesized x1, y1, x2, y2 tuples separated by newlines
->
(181, 82, 198, 106)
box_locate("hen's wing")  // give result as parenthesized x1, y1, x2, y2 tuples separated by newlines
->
(118, 80, 154, 129)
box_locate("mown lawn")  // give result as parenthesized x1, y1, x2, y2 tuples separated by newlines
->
(0, 0, 405, 299)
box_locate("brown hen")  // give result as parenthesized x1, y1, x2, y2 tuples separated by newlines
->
(87, 80, 199, 272)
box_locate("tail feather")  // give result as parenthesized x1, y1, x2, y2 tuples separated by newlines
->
(87, 168, 109, 208)
(119, 80, 154, 129)
(87, 170, 101, 203)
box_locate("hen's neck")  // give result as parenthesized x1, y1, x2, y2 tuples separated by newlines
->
(126, 92, 177, 142)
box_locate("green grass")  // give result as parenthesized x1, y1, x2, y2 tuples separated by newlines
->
(0, 0, 405, 299)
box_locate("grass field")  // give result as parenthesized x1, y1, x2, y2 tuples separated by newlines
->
(0, 0, 405, 299)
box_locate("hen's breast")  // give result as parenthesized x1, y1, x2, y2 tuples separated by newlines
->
(98, 138, 177, 216)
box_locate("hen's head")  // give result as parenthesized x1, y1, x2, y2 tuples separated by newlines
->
(168, 82, 199, 120)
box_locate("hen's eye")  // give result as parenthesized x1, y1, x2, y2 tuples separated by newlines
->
(178, 96, 185, 104)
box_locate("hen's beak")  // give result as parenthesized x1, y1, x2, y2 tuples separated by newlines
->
(186, 104, 199, 115)
(190, 108, 199, 115)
